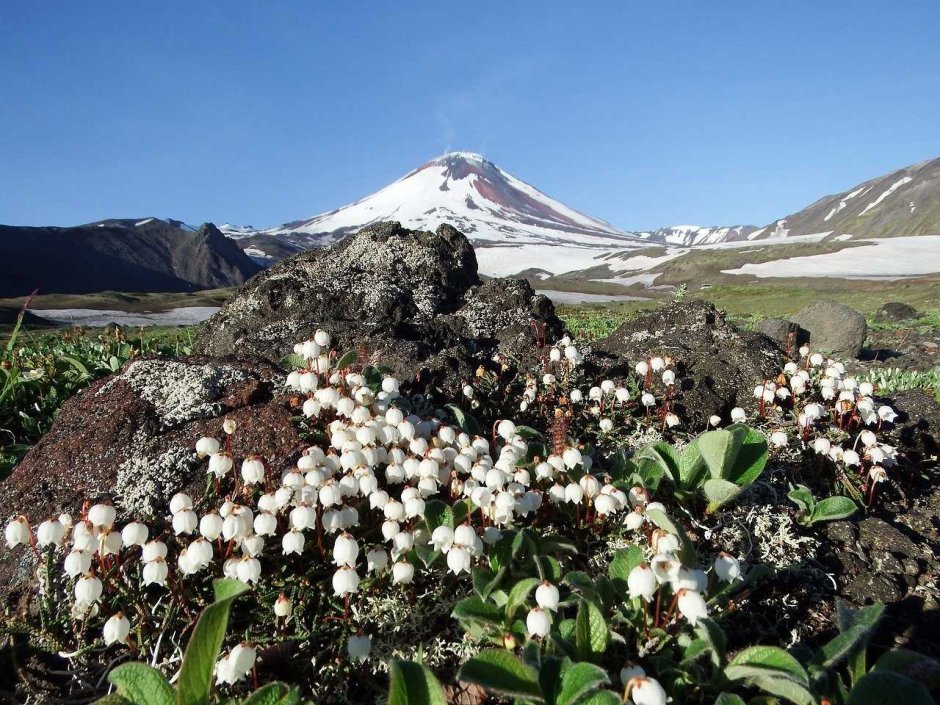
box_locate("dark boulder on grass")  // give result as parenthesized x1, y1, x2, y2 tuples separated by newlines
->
(875, 302, 920, 323)
(590, 300, 784, 428)
(195, 221, 563, 390)
(790, 300, 867, 357)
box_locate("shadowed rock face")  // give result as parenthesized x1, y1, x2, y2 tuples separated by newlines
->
(195, 221, 564, 390)
(590, 300, 784, 428)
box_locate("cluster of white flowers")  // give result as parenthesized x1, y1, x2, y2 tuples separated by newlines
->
(5, 330, 678, 686)
(727, 345, 900, 496)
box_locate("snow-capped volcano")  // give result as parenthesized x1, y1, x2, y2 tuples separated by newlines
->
(229, 152, 646, 275)
(267, 152, 636, 249)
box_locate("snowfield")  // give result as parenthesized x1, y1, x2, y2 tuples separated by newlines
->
(31, 307, 221, 327)
(722, 235, 940, 279)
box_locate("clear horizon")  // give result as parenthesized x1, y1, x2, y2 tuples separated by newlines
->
(1, 1, 938, 231)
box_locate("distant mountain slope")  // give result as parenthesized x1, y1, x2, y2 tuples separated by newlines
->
(753, 157, 940, 239)
(0, 218, 262, 297)
(635, 224, 760, 246)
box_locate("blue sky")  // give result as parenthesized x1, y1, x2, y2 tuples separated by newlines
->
(1, 2, 938, 230)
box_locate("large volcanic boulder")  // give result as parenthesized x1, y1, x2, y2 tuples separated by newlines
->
(790, 300, 868, 357)
(0, 356, 302, 526)
(195, 222, 563, 389)
(0, 355, 304, 600)
(590, 300, 783, 427)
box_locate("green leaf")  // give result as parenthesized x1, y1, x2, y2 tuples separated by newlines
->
(874, 649, 940, 688)
(703, 478, 744, 513)
(744, 674, 816, 705)
(575, 600, 609, 661)
(444, 403, 482, 436)
(515, 425, 543, 440)
(678, 440, 708, 489)
(633, 442, 677, 490)
(538, 656, 567, 705)
(695, 617, 728, 669)
(239, 683, 300, 705)
(575, 692, 621, 705)
(696, 425, 767, 485)
(608, 546, 644, 589)
(696, 428, 738, 480)
(729, 425, 769, 485)
(727, 646, 809, 686)
(176, 578, 250, 705)
(845, 671, 935, 705)
(810, 496, 857, 524)
(557, 662, 610, 705)
(452, 596, 504, 627)
(457, 649, 544, 702)
(108, 663, 174, 705)
(787, 484, 816, 515)
(279, 353, 307, 370)
(93, 695, 133, 705)
(335, 350, 357, 370)
(423, 500, 454, 532)
(713, 693, 747, 705)
(388, 660, 448, 705)
(506, 577, 541, 622)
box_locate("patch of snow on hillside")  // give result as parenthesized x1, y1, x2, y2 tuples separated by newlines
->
(824, 185, 870, 221)
(859, 177, 913, 216)
(722, 235, 940, 279)
(135, 218, 155, 227)
(834, 234, 853, 241)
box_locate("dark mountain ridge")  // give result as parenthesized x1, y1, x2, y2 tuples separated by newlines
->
(0, 218, 262, 298)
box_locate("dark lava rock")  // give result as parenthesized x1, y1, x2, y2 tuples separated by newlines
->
(0, 356, 303, 522)
(875, 302, 920, 323)
(754, 317, 802, 353)
(196, 222, 562, 391)
(0, 356, 305, 596)
(590, 300, 783, 428)
(790, 300, 867, 357)
(889, 388, 940, 468)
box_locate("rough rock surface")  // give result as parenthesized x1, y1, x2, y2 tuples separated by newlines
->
(790, 300, 868, 357)
(0, 356, 305, 595)
(875, 302, 920, 323)
(196, 222, 563, 390)
(590, 300, 784, 427)
(754, 317, 801, 352)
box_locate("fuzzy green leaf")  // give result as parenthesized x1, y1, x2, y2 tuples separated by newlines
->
(444, 403, 481, 436)
(703, 478, 744, 513)
(107, 663, 174, 705)
(575, 600, 609, 661)
(727, 646, 809, 686)
(810, 496, 857, 524)
(557, 662, 610, 705)
(176, 579, 250, 705)
(239, 683, 300, 705)
(787, 484, 815, 514)
(335, 349, 357, 370)
(457, 649, 543, 701)
(388, 660, 448, 705)
(423, 500, 454, 532)
(506, 577, 541, 622)
(608, 546, 644, 590)
(452, 596, 504, 627)
(845, 672, 934, 705)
